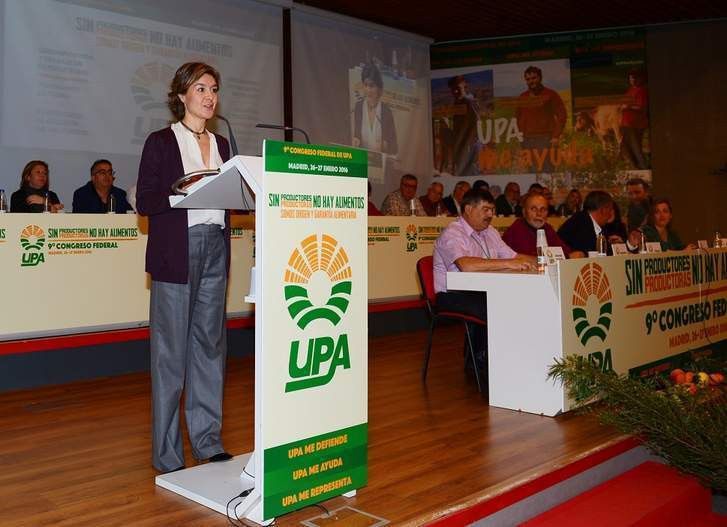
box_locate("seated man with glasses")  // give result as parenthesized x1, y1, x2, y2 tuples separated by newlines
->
(72, 159, 132, 213)
(433, 189, 536, 370)
(380, 173, 427, 216)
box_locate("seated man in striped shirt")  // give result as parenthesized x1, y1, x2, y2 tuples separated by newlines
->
(380, 174, 427, 216)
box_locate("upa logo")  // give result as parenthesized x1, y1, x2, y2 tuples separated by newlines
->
(405, 224, 418, 252)
(572, 262, 614, 371)
(19, 225, 46, 267)
(130, 62, 176, 145)
(572, 262, 613, 344)
(283, 234, 353, 392)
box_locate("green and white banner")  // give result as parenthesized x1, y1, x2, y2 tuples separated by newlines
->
(260, 141, 368, 519)
(559, 250, 727, 385)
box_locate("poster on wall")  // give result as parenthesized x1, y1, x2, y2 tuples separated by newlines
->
(348, 58, 418, 185)
(291, 9, 432, 207)
(431, 28, 650, 212)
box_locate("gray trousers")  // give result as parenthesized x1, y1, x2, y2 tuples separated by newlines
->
(150, 224, 228, 472)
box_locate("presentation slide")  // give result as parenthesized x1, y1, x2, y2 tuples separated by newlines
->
(0, 0, 282, 205)
(292, 8, 432, 206)
(430, 29, 651, 207)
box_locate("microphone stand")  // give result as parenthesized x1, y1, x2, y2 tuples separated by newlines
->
(216, 114, 239, 156)
(255, 123, 311, 144)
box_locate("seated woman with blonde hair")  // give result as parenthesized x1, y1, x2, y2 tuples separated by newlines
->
(10, 160, 64, 213)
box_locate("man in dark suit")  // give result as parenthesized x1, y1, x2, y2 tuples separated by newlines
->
(557, 190, 615, 254)
(72, 159, 132, 213)
(494, 181, 521, 216)
(442, 180, 470, 216)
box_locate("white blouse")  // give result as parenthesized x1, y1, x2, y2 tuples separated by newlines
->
(360, 100, 383, 152)
(171, 121, 225, 229)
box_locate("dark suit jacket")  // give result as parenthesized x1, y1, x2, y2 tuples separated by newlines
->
(557, 210, 599, 254)
(10, 187, 60, 212)
(353, 100, 398, 155)
(136, 127, 230, 284)
(494, 194, 521, 217)
(442, 195, 459, 216)
(72, 182, 131, 213)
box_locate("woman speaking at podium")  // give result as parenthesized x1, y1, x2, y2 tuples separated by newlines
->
(136, 62, 233, 473)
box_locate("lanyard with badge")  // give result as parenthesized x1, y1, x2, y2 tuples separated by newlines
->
(470, 232, 491, 259)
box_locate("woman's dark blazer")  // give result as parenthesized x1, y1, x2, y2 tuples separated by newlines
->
(136, 127, 231, 284)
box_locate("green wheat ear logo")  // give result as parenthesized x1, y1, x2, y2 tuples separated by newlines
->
(283, 234, 352, 329)
(20, 224, 45, 250)
(572, 262, 613, 345)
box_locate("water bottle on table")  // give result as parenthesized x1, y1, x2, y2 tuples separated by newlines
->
(0, 189, 6, 213)
(536, 228, 548, 272)
(596, 233, 607, 256)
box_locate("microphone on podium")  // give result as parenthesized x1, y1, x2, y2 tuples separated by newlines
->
(255, 123, 311, 144)
(216, 114, 238, 156)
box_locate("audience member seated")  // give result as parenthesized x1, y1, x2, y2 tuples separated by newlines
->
(556, 188, 582, 216)
(502, 192, 580, 257)
(494, 181, 521, 216)
(626, 177, 651, 231)
(557, 190, 615, 254)
(419, 181, 445, 216)
(72, 159, 132, 214)
(442, 180, 470, 216)
(542, 186, 558, 216)
(604, 201, 627, 244)
(433, 190, 536, 367)
(629, 198, 695, 251)
(381, 174, 426, 216)
(528, 184, 557, 215)
(472, 179, 489, 192)
(367, 181, 382, 216)
(10, 160, 64, 213)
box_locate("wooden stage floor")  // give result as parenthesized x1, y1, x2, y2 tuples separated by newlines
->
(0, 325, 625, 526)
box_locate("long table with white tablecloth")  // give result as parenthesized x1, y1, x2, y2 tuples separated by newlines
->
(0, 213, 563, 340)
(447, 250, 727, 415)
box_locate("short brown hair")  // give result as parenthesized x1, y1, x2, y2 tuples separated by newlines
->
(448, 75, 466, 89)
(583, 190, 613, 212)
(461, 189, 494, 209)
(167, 62, 220, 121)
(626, 177, 650, 191)
(648, 198, 673, 227)
(20, 160, 49, 190)
(524, 66, 542, 78)
(401, 173, 418, 184)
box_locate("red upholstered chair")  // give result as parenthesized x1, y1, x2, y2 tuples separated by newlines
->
(416, 256, 485, 393)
